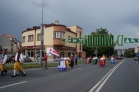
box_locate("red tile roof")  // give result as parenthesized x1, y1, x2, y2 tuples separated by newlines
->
(0, 34, 15, 38)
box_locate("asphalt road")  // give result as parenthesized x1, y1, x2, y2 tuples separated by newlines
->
(0, 58, 138, 92)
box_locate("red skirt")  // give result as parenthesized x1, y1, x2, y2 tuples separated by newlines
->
(100, 60, 105, 67)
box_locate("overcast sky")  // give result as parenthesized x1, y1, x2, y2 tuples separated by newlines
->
(0, 0, 139, 49)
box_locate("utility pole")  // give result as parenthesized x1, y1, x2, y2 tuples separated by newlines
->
(40, 0, 44, 66)
(96, 45, 97, 57)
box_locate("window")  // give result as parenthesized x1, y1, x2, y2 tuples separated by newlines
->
(68, 36, 70, 39)
(37, 34, 41, 41)
(28, 35, 34, 42)
(54, 32, 64, 38)
(27, 49, 34, 57)
(22, 36, 25, 43)
(36, 49, 44, 57)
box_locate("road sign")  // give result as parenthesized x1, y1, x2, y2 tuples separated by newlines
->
(94, 50, 98, 54)
(124, 38, 139, 44)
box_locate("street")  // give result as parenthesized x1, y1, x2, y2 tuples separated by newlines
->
(0, 58, 139, 92)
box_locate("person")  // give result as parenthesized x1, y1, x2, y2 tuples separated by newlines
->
(89, 56, 92, 63)
(114, 56, 117, 63)
(65, 56, 70, 68)
(42, 53, 47, 69)
(26, 53, 29, 58)
(87, 57, 90, 64)
(100, 56, 105, 67)
(0, 49, 8, 76)
(36, 53, 39, 61)
(74, 55, 78, 65)
(16, 49, 25, 76)
(92, 56, 97, 65)
(11, 48, 26, 77)
(110, 56, 115, 64)
(102, 54, 106, 64)
(57, 55, 67, 71)
(70, 54, 74, 67)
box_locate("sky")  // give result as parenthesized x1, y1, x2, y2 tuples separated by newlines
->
(0, 0, 139, 49)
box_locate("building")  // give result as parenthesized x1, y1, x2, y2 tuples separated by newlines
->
(0, 34, 15, 40)
(21, 21, 83, 61)
(0, 34, 21, 53)
(115, 49, 125, 56)
(134, 46, 139, 53)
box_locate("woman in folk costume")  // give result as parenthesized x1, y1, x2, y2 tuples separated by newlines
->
(57, 55, 67, 71)
(12, 48, 26, 77)
(65, 56, 70, 68)
(102, 54, 106, 64)
(0, 49, 8, 76)
(110, 56, 115, 64)
(100, 56, 105, 67)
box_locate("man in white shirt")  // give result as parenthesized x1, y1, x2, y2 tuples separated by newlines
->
(0, 49, 8, 76)
(11, 48, 26, 77)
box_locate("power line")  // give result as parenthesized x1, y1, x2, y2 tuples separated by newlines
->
(0, 5, 41, 22)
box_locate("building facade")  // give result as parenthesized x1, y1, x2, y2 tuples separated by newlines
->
(134, 46, 139, 53)
(22, 22, 83, 61)
(0, 34, 21, 53)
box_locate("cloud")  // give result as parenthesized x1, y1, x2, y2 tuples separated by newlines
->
(0, 0, 139, 49)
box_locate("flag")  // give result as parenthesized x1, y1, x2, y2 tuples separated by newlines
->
(49, 47, 59, 57)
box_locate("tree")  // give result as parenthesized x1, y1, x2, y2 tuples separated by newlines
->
(83, 28, 115, 58)
(124, 49, 136, 57)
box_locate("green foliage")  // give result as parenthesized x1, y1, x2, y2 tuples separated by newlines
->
(83, 28, 114, 57)
(124, 49, 136, 57)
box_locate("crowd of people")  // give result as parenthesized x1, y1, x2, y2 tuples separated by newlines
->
(86, 54, 117, 67)
(0, 48, 118, 76)
(57, 54, 79, 71)
(0, 48, 26, 77)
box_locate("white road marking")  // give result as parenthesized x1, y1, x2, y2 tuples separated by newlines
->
(70, 68, 82, 71)
(89, 59, 125, 92)
(0, 81, 27, 89)
(95, 60, 124, 92)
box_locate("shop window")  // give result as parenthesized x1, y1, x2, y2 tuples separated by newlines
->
(36, 49, 44, 57)
(27, 49, 34, 57)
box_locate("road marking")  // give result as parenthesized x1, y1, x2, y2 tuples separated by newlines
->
(95, 60, 124, 92)
(89, 64, 119, 91)
(89, 59, 125, 92)
(70, 68, 82, 71)
(0, 81, 27, 89)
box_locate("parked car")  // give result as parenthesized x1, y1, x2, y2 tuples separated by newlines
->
(134, 57, 139, 61)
